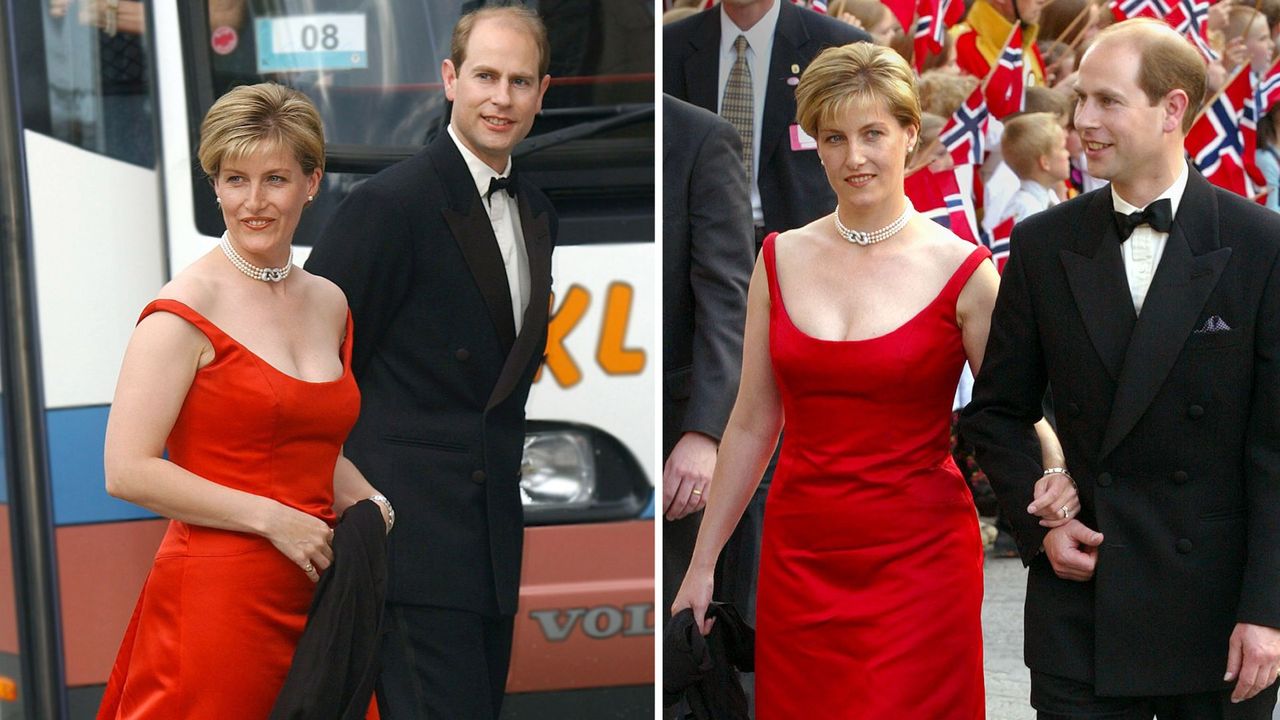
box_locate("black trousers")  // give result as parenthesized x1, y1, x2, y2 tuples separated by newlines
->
(376, 603, 515, 719)
(1032, 671, 1279, 720)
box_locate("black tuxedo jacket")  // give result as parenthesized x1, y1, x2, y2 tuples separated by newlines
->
(663, 3, 869, 238)
(662, 94, 753, 456)
(960, 170, 1280, 696)
(306, 133, 556, 616)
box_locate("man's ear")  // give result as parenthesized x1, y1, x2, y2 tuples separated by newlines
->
(442, 58, 459, 102)
(1164, 88, 1190, 134)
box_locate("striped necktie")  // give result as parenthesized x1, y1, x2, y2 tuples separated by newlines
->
(720, 35, 754, 181)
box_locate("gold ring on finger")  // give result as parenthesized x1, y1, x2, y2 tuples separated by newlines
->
(303, 562, 314, 573)
(691, 488, 702, 496)
(1061, 506, 1070, 519)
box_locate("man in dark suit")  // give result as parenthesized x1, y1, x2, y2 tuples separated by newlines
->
(661, 94, 753, 616)
(305, 7, 554, 719)
(960, 18, 1280, 717)
(664, 0, 868, 646)
(663, 0, 869, 247)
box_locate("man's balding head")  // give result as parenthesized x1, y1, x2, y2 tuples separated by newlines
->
(1084, 18, 1206, 134)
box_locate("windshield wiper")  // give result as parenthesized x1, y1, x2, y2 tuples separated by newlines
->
(515, 103, 653, 159)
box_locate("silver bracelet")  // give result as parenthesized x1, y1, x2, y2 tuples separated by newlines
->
(368, 494, 394, 533)
(1042, 467, 1076, 487)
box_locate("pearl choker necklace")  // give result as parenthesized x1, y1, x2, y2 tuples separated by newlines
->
(220, 233, 292, 282)
(834, 200, 914, 245)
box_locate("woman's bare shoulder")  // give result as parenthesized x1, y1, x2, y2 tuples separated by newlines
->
(153, 252, 221, 314)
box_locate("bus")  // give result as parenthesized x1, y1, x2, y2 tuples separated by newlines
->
(0, 1, 655, 717)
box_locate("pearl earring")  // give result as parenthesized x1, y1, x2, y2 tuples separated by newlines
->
(307, 195, 313, 202)
(215, 197, 221, 204)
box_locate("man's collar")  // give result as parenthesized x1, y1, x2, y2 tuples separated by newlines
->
(719, 0, 781, 55)
(446, 124, 514, 200)
(1111, 159, 1189, 218)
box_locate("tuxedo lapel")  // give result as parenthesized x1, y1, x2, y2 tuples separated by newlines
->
(685, 12, 721, 113)
(432, 138, 518, 353)
(487, 190, 552, 411)
(1060, 190, 1136, 382)
(761, 3, 806, 174)
(1100, 173, 1232, 458)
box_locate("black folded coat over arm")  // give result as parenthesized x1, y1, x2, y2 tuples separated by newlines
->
(664, 604, 754, 720)
(270, 500, 388, 720)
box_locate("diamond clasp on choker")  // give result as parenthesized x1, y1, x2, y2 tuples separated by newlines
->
(220, 233, 292, 283)
(835, 199, 914, 246)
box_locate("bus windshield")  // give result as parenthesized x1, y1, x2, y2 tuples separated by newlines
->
(182, 1, 655, 245)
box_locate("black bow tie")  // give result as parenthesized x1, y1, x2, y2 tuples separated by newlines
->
(1114, 198, 1172, 240)
(486, 174, 516, 200)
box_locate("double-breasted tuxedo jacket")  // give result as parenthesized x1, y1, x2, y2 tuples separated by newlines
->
(663, 2, 868, 238)
(960, 169, 1280, 696)
(306, 133, 556, 617)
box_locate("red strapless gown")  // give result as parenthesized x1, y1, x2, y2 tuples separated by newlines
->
(755, 234, 988, 719)
(97, 298, 364, 719)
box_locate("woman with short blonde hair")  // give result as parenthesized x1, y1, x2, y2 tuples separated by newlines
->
(672, 43, 1072, 718)
(97, 83, 389, 718)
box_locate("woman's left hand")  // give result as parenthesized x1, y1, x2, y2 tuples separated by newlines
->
(1028, 471, 1080, 529)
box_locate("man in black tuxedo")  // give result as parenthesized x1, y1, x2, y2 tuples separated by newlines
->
(661, 94, 753, 616)
(664, 0, 869, 248)
(305, 7, 554, 719)
(961, 18, 1280, 717)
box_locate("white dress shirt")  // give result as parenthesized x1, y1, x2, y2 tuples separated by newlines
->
(447, 124, 531, 334)
(718, 0, 780, 226)
(1111, 161, 1189, 315)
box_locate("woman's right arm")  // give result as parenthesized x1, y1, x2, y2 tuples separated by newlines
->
(670, 255, 784, 634)
(103, 312, 334, 579)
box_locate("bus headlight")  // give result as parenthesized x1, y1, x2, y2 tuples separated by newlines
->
(520, 421, 650, 525)
(520, 431, 596, 508)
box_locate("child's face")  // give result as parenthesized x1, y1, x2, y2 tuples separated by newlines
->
(1043, 126, 1072, 183)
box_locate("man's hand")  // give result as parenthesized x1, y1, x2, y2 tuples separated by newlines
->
(663, 432, 717, 521)
(1042, 520, 1104, 581)
(1225, 623, 1280, 703)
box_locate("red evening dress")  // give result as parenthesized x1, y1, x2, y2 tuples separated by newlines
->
(755, 233, 988, 719)
(97, 298, 363, 719)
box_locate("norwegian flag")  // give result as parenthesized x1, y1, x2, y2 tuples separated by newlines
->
(912, 0, 964, 71)
(984, 26, 1025, 119)
(1109, 0, 1219, 61)
(986, 216, 1015, 273)
(940, 86, 990, 166)
(1257, 58, 1280, 116)
(810, 0, 829, 12)
(1186, 66, 1254, 196)
(904, 167, 980, 243)
(1108, 0, 1173, 21)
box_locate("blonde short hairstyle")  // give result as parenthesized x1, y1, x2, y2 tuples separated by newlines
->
(917, 70, 979, 118)
(1089, 18, 1206, 134)
(198, 83, 324, 178)
(1001, 112, 1064, 179)
(1226, 5, 1268, 41)
(795, 42, 921, 139)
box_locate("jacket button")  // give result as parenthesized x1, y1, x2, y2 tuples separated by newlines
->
(471, 470, 486, 484)
(1067, 402, 1081, 417)
(1175, 538, 1193, 554)
(1188, 404, 1204, 419)
(456, 348, 471, 362)
(1172, 470, 1189, 484)
(1097, 472, 1113, 487)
